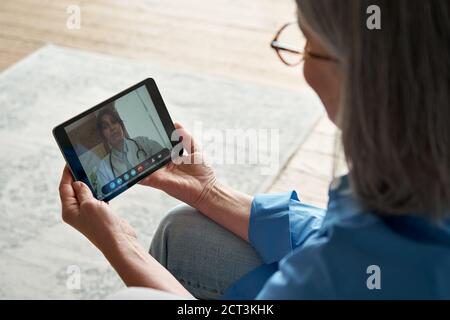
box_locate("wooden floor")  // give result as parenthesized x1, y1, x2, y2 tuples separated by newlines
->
(0, 0, 340, 208)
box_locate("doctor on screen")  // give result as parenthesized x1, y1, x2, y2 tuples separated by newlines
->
(95, 108, 163, 194)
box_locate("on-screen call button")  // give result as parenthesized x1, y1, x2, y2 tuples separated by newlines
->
(116, 178, 123, 185)
(123, 173, 129, 181)
(137, 165, 144, 173)
(109, 182, 116, 190)
(130, 169, 137, 176)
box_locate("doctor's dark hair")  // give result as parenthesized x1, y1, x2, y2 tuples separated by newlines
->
(296, 0, 450, 219)
(96, 107, 125, 138)
(96, 106, 129, 152)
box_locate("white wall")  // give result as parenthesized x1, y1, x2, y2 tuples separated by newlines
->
(114, 85, 172, 149)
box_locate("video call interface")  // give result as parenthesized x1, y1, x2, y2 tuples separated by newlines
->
(65, 85, 173, 199)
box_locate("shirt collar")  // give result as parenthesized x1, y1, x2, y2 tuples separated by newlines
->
(324, 174, 450, 244)
(322, 174, 380, 230)
(110, 139, 129, 159)
(327, 174, 364, 216)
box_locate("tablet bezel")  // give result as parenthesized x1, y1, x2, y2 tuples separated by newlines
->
(52, 78, 178, 202)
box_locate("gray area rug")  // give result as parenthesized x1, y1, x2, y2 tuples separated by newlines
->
(0, 45, 322, 299)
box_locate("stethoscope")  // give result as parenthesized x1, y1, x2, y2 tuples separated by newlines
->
(109, 138, 147, 178)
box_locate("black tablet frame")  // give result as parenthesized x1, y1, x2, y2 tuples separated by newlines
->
(52, 78, 178, 202)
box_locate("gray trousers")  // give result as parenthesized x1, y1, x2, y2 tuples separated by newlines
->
(148, 204, 263, 299)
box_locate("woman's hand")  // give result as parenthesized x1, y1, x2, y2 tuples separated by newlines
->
(58, 166, 194, 297)
(58, 166, 137, 252)
(140, 123, 253, 241)
(139, 123, 217, 210)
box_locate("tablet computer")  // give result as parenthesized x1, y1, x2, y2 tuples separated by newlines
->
(53, 78, 179, 202)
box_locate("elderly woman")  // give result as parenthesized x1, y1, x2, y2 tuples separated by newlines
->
(59, 0, 450, 299)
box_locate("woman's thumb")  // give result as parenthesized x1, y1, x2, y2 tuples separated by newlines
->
(72, 181, 94, 203)
(173, 122, 199, 154)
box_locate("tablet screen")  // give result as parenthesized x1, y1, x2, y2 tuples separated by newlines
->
(57, 80, 175, 201)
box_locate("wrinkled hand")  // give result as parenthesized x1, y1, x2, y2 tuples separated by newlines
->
(139, 123, 217, 210)
(59, 166, 137, 252)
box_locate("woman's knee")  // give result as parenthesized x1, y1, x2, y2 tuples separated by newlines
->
(150, 204, 205, 265)
(155, 204, 206, 240)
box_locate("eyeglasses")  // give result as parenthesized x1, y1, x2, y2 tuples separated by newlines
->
(271, 22, 338, 66)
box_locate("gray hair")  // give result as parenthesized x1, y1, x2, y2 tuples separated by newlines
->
(296, 0, 450, 220)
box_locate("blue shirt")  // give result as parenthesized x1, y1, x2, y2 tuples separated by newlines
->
(222, 174, 450, 299)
